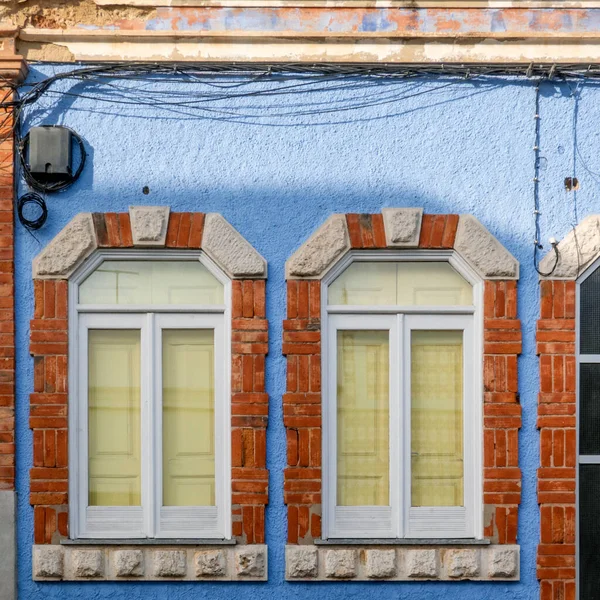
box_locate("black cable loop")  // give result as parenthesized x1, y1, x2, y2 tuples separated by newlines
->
(17, 192, 48, 230)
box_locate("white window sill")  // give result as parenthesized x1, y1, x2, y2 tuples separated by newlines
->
(61, 538, 236, 546)
(314, 538, 490, 546)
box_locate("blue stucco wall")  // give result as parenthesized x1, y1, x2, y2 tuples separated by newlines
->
(14, 68, 595, 599)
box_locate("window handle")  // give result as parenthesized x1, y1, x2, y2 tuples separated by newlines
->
(411, 452, 419, 457)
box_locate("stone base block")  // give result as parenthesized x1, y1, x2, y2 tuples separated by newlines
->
(33, 544, 267, 582)
(285, 544, 519, 582)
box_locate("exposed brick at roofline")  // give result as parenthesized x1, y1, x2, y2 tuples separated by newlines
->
(29, 212, 267, 545)
(0, 90, 16, 490)
(284, 214, 521, 547)
(537, 280, 576, 599)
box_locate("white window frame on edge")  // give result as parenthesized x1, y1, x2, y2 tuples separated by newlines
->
(321, 249, 484, 540)
(574, 254, 600, 594)
(68, 249, 232, 540)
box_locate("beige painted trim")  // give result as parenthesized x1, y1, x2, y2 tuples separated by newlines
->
(20, 38, 600, 64)
(19, 28, 600, 64)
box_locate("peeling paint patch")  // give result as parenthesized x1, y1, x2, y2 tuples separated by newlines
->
(19, 40, 75, 61)
(490, 11, 507, 32)
(0, 0, 156, 30)
(360, 13, 396, 32)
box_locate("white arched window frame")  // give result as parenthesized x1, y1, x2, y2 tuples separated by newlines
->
(321, 249, 484, 540)
(68, 249, 232, 540)
(575, 255, 600, 597)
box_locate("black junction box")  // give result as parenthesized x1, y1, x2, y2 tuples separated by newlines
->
(29, 126, 72, 182)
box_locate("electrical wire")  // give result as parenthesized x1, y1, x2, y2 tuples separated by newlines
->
(2, 60, 600, 238)
(532, 79, 560, 278)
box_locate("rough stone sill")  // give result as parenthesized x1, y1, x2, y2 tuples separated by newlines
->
(61, 538, 236, 546)
(315, 538, 491, 546)
(285, 544, 519, 582)
(33, 544, 267, 582)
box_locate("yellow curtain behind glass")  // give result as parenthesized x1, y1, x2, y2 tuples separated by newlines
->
(337, 330, 389, 506)
(163, 329, 215, 507)
(411, 330, 464, 507)
(79, 261, 224, 305)
(328, 262, 472, 306)
(88, 330, 141, 506)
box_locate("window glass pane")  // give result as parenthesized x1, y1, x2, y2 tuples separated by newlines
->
(579, 363, 600, 455)
(337, 330, 389, 506)
(328, 262, 472, 306)
(580, 267, 600, 354)
(579, 465, 600, 600)
(411, 330, 464, 507)
(162, 329, 215, 507)
(79, 261, 224, 305)
(88, 330, 141, 506)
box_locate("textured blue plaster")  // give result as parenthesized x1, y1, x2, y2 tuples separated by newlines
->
(14, 70, 595, 599)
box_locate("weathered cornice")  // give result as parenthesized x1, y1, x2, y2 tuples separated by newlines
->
(0, 30, 27, 83)
(14, 7, 600, 64)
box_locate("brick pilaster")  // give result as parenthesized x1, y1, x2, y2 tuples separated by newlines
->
(537, 280, 576, 600)
(30, 280, 69, 543)
(231, 279, 268, 544)
(0, 84, 21, 492)
(483, 281, 522, 544)
(283, 280, 321, 543)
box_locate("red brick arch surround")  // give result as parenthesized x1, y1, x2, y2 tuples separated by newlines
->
(284, 212, 522, 545)
(30, 210, 268, 545)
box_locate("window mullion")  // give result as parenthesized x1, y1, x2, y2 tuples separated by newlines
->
(402, 313, 412, 540)
(142, 312, 156, 538)
(77, 318, 89, 540)
(395, 312, 404, 539)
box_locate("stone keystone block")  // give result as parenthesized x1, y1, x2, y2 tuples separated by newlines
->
(454, 215, 519, 280)
(235, 546, 266, 578)
(365, 549, 397, 579)
(382, 208, 423, 247)
(33, 545, 64, 579)
(488, 547, 518, 578)
(286, 545, 318, 578)
(202, 213, 267, 279)
(324, 549, 356, 579)
(153, 550, 187, 577)
(129, 206, 170, 246)
(195, 550, 227, 577)
(72, 549, 104, 578)
(33, 213, 97, 279)
(114, 550, 144, 577)
(405, 549, 438, 578)
(286, 214, 350, 279)
(446, 549, 480, 579)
